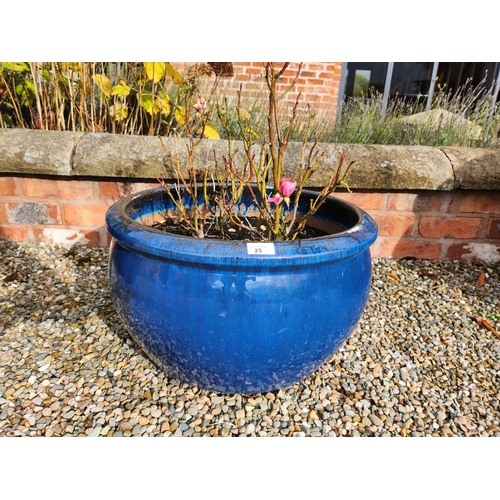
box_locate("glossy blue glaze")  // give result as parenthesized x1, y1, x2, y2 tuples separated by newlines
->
(106, 186, 378, 394)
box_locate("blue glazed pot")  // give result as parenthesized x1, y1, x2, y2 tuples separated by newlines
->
(105, 186, 378, 394)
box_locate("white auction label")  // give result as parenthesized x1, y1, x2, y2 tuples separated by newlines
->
(246, 242, 276, 255)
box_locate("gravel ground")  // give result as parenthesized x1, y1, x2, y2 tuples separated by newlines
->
(1, 240, 499, 437)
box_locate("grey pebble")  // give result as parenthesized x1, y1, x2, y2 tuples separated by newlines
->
(368, 414, 384, 427)
(300, 423, 311, 435)
(1, 242, 499, 438)
(132, 424, 143, 436)
(245, 423, 256, 435)
(0, 406, 8, 420)
(88, 426, 102, 437)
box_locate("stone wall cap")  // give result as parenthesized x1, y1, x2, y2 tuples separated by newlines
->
(72, 133, 249, 179)
(0, 129, 83, 176)
(293, 143, 456, 191)
(440, 146, 500, 190)
(1, 129, 500, 191)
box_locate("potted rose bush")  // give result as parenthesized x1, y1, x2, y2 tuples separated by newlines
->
(105, 63, 378, 394)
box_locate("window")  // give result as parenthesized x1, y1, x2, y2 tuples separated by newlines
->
(338, 62, 500, 117)
(436, 62, 498, 96)
(390, 62, 434, 100)
(342, 63, 388, 98)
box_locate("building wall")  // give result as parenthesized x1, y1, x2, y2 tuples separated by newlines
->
(2, 175, 500, 263)
(232, 63, 343, 114)
(178, 62, 343, 122)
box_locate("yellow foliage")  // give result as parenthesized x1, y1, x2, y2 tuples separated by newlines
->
(68, 62, 83, 73)
(166, 63, 184, 85)
(158, 97, 171, 117)
(175, 106, 186, 126)
(93, 74, 112, 98)
(137, 92, 171, 117)
(144, 62, 166, 84)
(109, 101, 128, 121)
(112, 81, 131, 97)
(1, 62, 29, 72)
(203, 124, 220, 140)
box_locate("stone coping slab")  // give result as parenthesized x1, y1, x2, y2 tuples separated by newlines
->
(0, 129, 83, 176)
(1, 129, 500, 190)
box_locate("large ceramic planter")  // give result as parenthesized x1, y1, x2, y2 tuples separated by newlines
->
(105, 186, 378, 394)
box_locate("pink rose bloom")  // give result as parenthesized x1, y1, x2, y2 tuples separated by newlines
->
(267, 178, 296, 205)
(279, 178, 297, 197)
(193, 98, 206, 112)
(267, 194, 282, 205)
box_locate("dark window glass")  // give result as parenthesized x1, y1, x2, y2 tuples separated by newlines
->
(436, 62, 496, 95)
(343, 62, 499, 105)
(343, 63, 388, 98)
(390, 62, 434, 101)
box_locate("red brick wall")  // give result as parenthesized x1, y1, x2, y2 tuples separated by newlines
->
(232, 63, 342, 114)
(2, 175, 500, 262)
(0, 177, 157, 247)
(335, 190, 500, 261)
(178, 62, 342, 120)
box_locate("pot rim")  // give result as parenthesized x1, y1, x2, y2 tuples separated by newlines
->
(105, 186, 378, 267)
